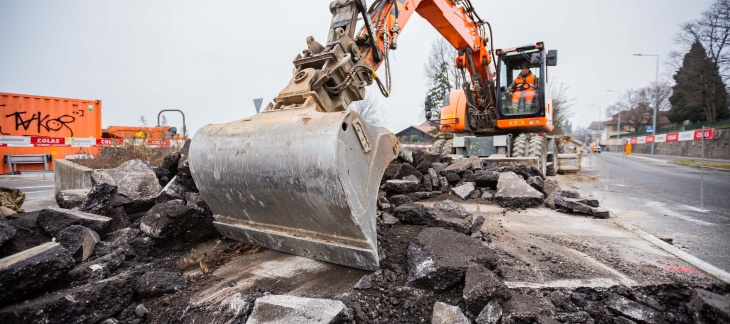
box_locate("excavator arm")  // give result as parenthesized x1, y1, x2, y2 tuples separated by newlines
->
(299, 0, 496, 113)
(189, 0, 500, 270)
(358, 0, 495, 108)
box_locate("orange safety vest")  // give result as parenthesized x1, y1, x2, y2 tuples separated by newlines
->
(514, 73, 536, 91)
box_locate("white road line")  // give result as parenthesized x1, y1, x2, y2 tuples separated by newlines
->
(11, 185, 54, 189)
(614, 219, 730, 284)
(506, 278, 635, 289)
(641, 200, 715, 226)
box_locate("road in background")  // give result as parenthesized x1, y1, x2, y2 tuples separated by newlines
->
(0, 172, 57, 211)
(578, 152, 730, 272)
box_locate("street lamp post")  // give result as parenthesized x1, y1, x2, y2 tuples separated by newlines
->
(633, 54, 660, 155)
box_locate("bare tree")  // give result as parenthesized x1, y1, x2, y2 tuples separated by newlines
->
(605, 83, 672, 132)
(349, 93, 386, 127)
(674, 0, 730, 82)
(549, 81, 572, 135)
(570, 126, 591, 144)
(423, 38, 460, 91)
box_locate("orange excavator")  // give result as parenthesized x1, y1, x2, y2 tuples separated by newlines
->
(189, 0, 558, 270)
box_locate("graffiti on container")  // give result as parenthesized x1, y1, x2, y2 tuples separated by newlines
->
(4, 111, 76, 136)
(0, 104, 8, 135)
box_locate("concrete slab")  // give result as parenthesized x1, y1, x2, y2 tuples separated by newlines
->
(246, 294, 347, 324)
(190, 250, 367, 307)
(21, 197, 58, 212)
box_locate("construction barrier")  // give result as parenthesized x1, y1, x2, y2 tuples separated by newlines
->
(603, 128, 715, 146)
(0, 135, 186, 148)
(0, 136, 186, 173)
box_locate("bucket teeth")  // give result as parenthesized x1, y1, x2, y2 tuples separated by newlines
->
(189, 105, 398, 270)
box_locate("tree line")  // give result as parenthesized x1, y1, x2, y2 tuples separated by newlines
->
(607, 0, 730, 137)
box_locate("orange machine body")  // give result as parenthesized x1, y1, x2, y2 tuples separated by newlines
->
(358, 1, 553, 137)
(0, 92, 102, 173)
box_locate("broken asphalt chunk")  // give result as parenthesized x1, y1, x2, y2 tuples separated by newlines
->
(408, 228, 497, 291)
(432, 301, 470, 324)
(463, 264, 510, 316)
(37, 207, 112, 236)
(451, 182, 476, 200)
(57, 225, 100, 262)
(55, 188, 89, 209)
(494, 172, 544, 208)
(0, 242, 75, 306)
(0, 271, 135, 323)
(247, 294, 351, 324)
(79, 183, 118, 216)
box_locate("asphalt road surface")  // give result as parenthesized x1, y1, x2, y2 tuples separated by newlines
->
(0, 172, 55, 199)
(579, 152, 730, 273)
(0, 172, 57, 211)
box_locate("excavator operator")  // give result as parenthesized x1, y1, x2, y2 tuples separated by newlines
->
(510, 64, 538, 113)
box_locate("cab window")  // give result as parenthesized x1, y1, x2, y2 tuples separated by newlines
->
(498, 53, 542, 116)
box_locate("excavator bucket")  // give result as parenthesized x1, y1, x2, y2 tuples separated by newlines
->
(189, 100, 399, 270)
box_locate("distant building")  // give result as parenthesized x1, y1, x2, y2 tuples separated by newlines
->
(604, 109, 671, 139)
(586, 121, 607, 145)
(394, 121, 438, 151)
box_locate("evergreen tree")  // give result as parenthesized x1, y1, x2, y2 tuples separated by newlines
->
(427, 61, 452, 107)
(669, 41, 730, 122)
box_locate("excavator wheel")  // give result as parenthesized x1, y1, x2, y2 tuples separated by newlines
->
(527, 135, 547, 176)
(511, 134, 528, 157)
(441, 139, 454, 156)
(430, 139, 445, 154)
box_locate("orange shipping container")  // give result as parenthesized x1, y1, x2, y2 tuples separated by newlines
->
(1, 92, 102, 173)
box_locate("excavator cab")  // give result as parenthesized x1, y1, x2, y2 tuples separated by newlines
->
(494, 43, 557, 132)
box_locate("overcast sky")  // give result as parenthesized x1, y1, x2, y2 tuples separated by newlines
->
(0, 0, 713, 135)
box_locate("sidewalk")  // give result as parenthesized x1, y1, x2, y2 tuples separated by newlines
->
(601, 151, 730, 163)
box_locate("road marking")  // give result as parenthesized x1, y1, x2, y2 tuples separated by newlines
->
(614, 219, 730, 284)
(641, 200, 714, 226)
(26, 190, 55, 194)
(11, 185, 54, 189)
(506, 278, 636, 289)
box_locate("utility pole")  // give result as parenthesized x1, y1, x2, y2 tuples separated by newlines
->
(591, 104, 602, 172)
(633, 54, 659, 155)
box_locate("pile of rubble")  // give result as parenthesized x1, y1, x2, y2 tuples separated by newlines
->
(379, 150, 609, 218)
(0, 144, 219, 323)
(0, 147, 728, 323)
